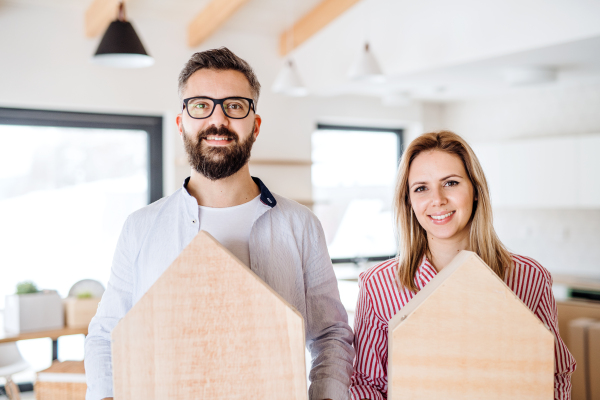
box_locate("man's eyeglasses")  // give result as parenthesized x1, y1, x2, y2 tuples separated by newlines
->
(182, 97, 255, 119)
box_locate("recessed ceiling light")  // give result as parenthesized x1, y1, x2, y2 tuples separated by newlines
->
(503, 66, 557, 86)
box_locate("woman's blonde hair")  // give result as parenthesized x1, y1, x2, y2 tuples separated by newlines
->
(393, 130, 512, 292)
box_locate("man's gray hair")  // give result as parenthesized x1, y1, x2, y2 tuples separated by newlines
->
(178, 47, 261, 105)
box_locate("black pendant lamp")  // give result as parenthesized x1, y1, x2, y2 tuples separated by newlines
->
(92, 1, 154, 68)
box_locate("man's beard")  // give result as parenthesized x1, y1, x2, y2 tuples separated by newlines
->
(182, 123, 255, 181)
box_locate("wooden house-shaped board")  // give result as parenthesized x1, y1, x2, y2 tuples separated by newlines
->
(111, 231, 307, 400)
(388, 251, 554, 400)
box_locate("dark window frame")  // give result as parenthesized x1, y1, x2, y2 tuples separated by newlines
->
(315, 123, 403, 265)
(0, 107, 163, 203)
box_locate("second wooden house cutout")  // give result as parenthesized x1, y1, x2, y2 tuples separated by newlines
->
(111, 231, 307, 400)
(388, 251, 554, 400)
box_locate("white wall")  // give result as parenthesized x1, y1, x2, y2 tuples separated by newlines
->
(0, 2, 422, 200)
(5, 1, 596, 276)
(439, 82, 600, 276)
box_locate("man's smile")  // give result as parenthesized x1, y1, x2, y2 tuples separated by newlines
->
(203, 135, 234, 145)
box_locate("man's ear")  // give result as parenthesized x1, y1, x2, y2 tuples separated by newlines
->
(253, 114, 262, 140)
(176, 113, 184, 139)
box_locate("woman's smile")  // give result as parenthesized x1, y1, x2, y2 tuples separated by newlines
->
(428, 210, 456, 224)
(408, 150, 475, 242)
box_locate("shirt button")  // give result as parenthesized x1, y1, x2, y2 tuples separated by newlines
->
(192, 219, 197, 224)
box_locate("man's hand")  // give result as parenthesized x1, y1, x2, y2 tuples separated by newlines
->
(101, 398, 113, 400)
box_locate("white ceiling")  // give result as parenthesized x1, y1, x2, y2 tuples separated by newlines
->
(290, 0, 600, 101)
(3, 0, 600, 101)
(322, 36, 600, 101)
(0, 0, 323, 35)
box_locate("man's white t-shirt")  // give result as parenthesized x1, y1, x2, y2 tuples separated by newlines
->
(197, 195, 260, 267)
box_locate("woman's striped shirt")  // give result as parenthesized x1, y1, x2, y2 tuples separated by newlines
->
(350, 254, 576, 400)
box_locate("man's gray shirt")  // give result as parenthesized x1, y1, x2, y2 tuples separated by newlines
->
(85, 177, 354, 400)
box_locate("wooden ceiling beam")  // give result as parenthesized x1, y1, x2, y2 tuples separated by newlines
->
(279, 0, 362, 56)
(187, 0, 250, 48)
(85, 0, 129, 38)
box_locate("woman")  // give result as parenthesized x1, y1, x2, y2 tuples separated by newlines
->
(350, 131, 575, 400)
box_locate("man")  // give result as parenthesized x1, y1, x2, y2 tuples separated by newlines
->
(85, 47, 354, 400)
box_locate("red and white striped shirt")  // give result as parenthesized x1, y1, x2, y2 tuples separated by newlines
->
(350, 254, 576, 400)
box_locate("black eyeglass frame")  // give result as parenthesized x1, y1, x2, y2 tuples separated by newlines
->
(182, 96, 256, 120)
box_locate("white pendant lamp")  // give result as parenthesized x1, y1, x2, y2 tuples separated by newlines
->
(272, 0, 308, 96)
(272, 59, 308, 97)
(348, 43, 384, 82)
(92, 1, 154, 68)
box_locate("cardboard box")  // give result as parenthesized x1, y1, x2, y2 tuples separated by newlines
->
(35, 360, 86, 400)
(568, 318, 596, 400)
(590, 322, 600, 400)
(63, 298, 100, 329)
(3, 290, 64, 334)
(557, 300, 600, 345)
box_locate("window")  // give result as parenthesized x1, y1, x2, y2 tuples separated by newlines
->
(0, 107, 162, 377)
(0, 107, 162, 302)
(312, 124, 402, 263)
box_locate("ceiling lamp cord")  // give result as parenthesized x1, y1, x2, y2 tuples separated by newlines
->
(272, 0, 308, 97)
(117, 1, 126, 22)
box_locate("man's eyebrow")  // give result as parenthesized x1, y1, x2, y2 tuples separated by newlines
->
(409, 174, 463, 189)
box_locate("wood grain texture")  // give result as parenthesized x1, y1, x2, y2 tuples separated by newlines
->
(187, 0, 249, 48)
(38, 360, 85, 374)
(35, 381, 87, 400)
(388, 251, 554, 400)
(111, 231, 307, 400)
(279, 0, 362, 56)
(84, 0, 128, 38)
(0, 327, 87, 343)
(35, 361, 86, 400)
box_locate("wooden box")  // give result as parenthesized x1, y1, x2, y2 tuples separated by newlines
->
(35, 361, 86, 400)
(111, 231, 307, 400)
(388, 251, 554, 400)
(64, 298, 100, 329)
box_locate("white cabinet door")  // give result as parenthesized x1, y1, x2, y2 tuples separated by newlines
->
(472, 134, 599, 208)
(577, 135, 600, 207)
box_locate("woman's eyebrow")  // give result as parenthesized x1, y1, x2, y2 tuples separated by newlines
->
(440, 174, 463, 181)
(409, 181, 427, 188)
(409, 174, 464, 188)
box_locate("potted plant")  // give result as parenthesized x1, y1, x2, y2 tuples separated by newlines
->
(4, 281, 64, 334)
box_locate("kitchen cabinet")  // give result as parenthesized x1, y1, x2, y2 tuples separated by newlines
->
(471, 134, 600, 208)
